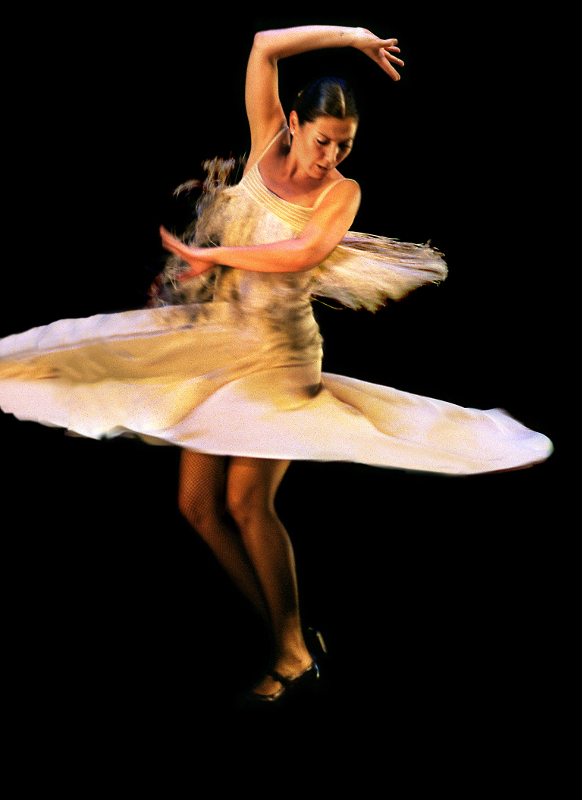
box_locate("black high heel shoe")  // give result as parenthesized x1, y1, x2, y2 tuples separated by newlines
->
(241, 659, 320, 706)
(236, 628, 326, 708)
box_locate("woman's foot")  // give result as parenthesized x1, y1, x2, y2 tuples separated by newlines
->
(249, 653, 318, 702)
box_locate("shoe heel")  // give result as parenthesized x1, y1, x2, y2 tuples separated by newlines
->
(305, 627, 328, 658)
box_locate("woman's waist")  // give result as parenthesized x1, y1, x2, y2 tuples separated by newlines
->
(143, 296, 323, 366)
(213, 267, 313, 309)
(249, 310, 323, 361)
(185, 298, 323, 362)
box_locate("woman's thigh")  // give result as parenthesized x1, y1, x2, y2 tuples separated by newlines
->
(178, 450, 228, 523)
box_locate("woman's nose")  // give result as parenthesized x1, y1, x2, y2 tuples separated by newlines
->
(325, 145, 339, 166)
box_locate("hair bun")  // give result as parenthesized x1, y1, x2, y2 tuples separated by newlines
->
(292, 77, 358, 124)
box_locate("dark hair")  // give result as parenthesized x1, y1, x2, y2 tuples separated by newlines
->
(292, 77, 359, 125)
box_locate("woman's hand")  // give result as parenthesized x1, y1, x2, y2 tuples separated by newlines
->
(353, 28, 404, 81)
(159, 226, 215, 280)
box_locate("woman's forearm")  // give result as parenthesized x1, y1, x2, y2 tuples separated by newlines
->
(195, 239, 320, 274)
(160, 226, 324, 277)
(252, 26, 403, 81)
(253, 26, 359, 62)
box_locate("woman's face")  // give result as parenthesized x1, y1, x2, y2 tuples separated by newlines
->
(289, 112, 358, 179)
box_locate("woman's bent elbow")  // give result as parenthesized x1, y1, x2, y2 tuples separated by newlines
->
(252, 31, 277, 57)
(298, 242, 331, 271)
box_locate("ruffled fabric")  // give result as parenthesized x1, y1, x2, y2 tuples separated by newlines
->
(310, 232, 446, 310)
(149, 156, 447, 312)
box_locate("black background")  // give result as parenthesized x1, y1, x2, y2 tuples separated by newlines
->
(2, 4, 568, 780)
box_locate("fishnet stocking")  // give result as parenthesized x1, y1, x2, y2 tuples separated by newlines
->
(178, 450, 269, 624)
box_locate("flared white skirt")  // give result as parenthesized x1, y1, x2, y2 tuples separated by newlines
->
(0, 305, 553, 475)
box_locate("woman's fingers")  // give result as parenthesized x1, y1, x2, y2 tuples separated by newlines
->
(356, 32, 404, 81)
(177, 269, 198, 282)
(160, 225, 177, 244)
(160, 226, 187, 257)
(176, 257, 212, 280)
(159, 228, 213, 278)
(378, 55, 402, 80)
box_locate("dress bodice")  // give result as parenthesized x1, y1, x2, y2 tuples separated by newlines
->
(153, 145, 448, 314)
(204, 162, 316, 315)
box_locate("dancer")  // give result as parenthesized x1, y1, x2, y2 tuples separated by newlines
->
(0, 26, 552, 704)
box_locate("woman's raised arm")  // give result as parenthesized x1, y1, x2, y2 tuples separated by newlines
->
(245, 26, 403, 164)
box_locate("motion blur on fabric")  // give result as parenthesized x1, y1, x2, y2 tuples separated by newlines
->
(1, 19, 554, 711)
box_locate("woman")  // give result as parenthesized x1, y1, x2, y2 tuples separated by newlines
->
(161, 27, 404, 702)
(0, 26, 552, 704)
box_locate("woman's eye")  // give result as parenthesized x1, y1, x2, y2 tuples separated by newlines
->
(316, 139, 328, 146)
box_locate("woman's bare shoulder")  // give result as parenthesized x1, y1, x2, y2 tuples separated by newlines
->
(313, 175, 361, 209)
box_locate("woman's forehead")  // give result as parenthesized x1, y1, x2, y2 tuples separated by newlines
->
(312, 116, 358, 140)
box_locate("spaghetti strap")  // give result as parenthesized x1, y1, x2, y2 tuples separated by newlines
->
(256, 127, 289, 166)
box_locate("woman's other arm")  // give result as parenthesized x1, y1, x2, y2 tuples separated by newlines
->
(160, 179, 361, 276)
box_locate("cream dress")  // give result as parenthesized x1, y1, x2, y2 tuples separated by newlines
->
(0, 135, 552, 474)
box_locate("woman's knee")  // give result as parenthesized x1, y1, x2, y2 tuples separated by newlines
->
(226, 482, 270, 531)
(226, 458, 290, 531)
(226, 465, 283, 532)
